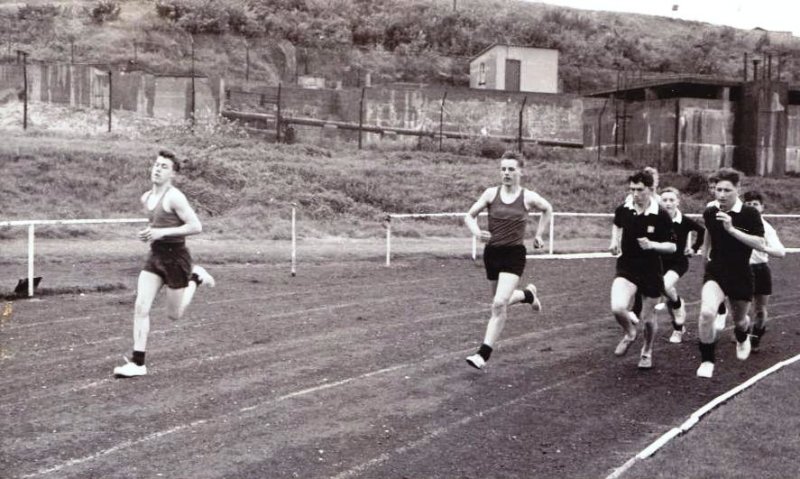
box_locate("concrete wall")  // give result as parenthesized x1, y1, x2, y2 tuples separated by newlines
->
(786, 105, 800, 173)
(228, 84, 584, 145)
(0, 62, 221, 121)
(584, 97, 736, 173)
(469, 46, 558, 94)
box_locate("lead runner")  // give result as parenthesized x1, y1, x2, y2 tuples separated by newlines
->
(113, 150, 215, 378)
(463, 151, 553, 370)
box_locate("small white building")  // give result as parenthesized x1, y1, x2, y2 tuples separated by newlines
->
(469, 44, 559, 93)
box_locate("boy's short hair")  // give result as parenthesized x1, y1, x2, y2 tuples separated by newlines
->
(628, 170, 654, 188)
(158, 150, 180, 172)
(715, 167, 741, 186)
(743, 190, 765, 204)
(500, 150, 524, 168)
(660, 186, 680, 197)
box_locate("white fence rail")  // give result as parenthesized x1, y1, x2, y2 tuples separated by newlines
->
(1, 218, 149, 297)
(385, 212, 800, 266)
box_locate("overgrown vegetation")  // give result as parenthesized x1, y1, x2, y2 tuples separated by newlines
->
(2, 0, 799, 90)
(3, 130, 800, 242)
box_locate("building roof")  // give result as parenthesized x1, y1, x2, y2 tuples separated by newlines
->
(469, 43, 558, 63)
(586, 75, 743, 97)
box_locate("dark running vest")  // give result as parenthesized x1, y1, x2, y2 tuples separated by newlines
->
(487, 187, 528, 247)
(146, 186, 185, 244)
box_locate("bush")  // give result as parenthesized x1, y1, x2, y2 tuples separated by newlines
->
(17, 3, 60, 21)
(86, 0, 121, 25)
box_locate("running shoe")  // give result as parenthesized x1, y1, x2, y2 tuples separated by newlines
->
(466, 354, 486, 370)
(113, 357, 147, 378)
(525, 283, 542, 312)
(696, 361, 714, 378)
(192, 265, 216, 288)
(669, 327, 685, 344)
(614, 332, 637, 356)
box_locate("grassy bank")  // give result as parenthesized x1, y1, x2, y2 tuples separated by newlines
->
(2, 124, 800, 243)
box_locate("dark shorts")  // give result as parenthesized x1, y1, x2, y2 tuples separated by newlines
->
(143, 241, 192, 289)
(615, 257, 664, 298)
(662, 257, 689, 277)
(703, 262, 753, 301)
(751, 263, 772, 296)
(483, 244, 527, 281)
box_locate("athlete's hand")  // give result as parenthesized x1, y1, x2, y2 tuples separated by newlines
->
(637, 237, 652, 250)
(478, 230, 491, 243)
(609, 243, 621, 256)
(685, 247, 696, 257)
(532, 236, 544, 249)
(716, 211, 733, 231)
(137, 227, 152, 242)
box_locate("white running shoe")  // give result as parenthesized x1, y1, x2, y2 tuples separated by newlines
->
(638, 352, 653, 369)
(673, 303, 687, 326)
(736, 335, 751, 360)
(669, 328, 685, 344)
(113, 357, 147, 378)
(627, 311, 640, 325)
(696, 361, 715, 378)
(654, 302, 666, 312)
(192, 265, 216, 288)
(714, 313, 727, 332)
(614, 332, 637, 356)
(466, 354, 486, 370)
(525, 283, 542, 312)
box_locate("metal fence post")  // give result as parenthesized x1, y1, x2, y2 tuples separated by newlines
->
(358, 87, 365, 149)
(385, 216, 392, 266)
(18, 50, 28, 130)
(27, 224, 35, 297)
(276, 82, 282, 143)
(518, 96, 528, 152)
(108, 70, 112, 132)
(439, 90, 447, 151)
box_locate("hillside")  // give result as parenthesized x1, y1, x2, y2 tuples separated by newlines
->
(2, 0, 799, 92)
(3, 101, 800, 244)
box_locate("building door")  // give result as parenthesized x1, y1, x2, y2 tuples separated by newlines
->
(505, 59, 521, 91)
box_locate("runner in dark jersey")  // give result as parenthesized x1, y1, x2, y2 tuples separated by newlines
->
(658, 187, 704, 344)
(610, 170, 676, 370)
(464, 151, 553, 370)
(696, 168, 765, 379)
(113, 150, 216, 378)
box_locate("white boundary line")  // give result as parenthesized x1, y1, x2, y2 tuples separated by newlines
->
(605, 350, 800, 479)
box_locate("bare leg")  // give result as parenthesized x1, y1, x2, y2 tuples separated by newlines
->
(639, 296, 660, 358)
(482, 273, 521, 348)
(610, 277, 637, 338)
(133, 271, 163, 352)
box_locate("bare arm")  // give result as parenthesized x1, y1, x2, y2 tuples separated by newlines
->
(609, 224, 622, 255)
(464, 188, 493, 242)
(761, 225, 786, 258)
(525, 190, 552, 249)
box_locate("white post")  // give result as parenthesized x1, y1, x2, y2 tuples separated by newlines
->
(27, 224, 35, 297)
(385, 217, 392, 266)
(290, 205, 296, 277)
(472, 235, 477, 260)
(548, 213, 554, 255)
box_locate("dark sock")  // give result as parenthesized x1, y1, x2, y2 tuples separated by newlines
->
(672, 320, 683, 331)
(190, 272, 202, 286)
(132, 350, 146, 366)
(718, 303, 727, 315)
(522, 289, 534, 304)
(477, 343, 493, 361)
(699, 342, 715, 363)
(633, 293, 643, 317)
(668, 296, 682, 310)
(734, 326, 750, 343)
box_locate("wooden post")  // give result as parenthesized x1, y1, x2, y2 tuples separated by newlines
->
(19, 50, 27, 130)
(190, 36, 196, 129)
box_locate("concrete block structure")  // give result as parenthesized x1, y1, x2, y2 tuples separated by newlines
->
(584, 77, 800, 175)
(469, 44, 558, 94)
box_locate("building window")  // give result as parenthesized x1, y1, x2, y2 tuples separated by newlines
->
(479, 63, 486, 86)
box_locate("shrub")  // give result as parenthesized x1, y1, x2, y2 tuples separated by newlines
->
(86, 0, 121, 24)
